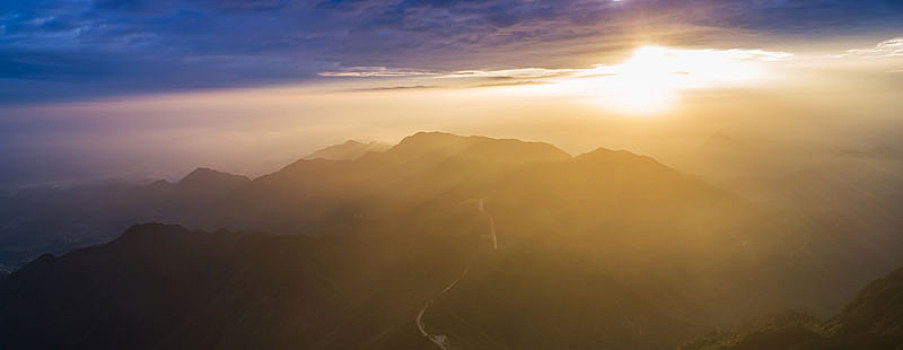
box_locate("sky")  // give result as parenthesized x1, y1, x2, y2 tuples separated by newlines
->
(1, 0, 903, 187)
(3, 0, 902, 102)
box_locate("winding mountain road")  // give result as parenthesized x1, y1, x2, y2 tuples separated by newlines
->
(416, 198, 497, 349)
(416, 265, 471, 350)
(477, 199, 498, 250)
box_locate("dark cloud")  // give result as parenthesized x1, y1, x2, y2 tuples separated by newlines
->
(0, 0, 902, 103)
(0, 51, 110, 80)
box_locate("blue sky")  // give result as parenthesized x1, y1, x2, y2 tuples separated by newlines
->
(2, 0, 902, 104)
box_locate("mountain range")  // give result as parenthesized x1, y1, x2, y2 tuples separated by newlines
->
(1, 132, 902, 348)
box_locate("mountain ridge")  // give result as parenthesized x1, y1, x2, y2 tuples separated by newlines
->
(835, 145, 902, 160)
(177, 167, 250, 191)
(681, 266, 903, 349)
(305, 140, 392, 161)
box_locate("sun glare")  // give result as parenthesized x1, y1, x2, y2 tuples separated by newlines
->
(537, 45, 789, 115)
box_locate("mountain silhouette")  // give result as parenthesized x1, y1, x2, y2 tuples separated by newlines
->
(702, 131, 737, 146)
(681, 266, 903, 349)
(1, 132, 902, 349)
(176, 167, 251, 194)
(0, 222, 696, 349)
(378, 131, 570, 164)
(4, 223, 903, 349)
(835, 145, 902, 160)
(0, 223, 468, 349)
(305, 140, 392, 160)
(825, 267, 903, 344)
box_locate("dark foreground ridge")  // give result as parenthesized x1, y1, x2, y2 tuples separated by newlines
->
(681, 267, 903, 349)
(2, 223, 903, 349)
(0, 223, 475, 349)
(0, 221, 690, 349)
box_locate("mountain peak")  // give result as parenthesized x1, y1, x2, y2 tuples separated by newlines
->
(388, 131, 569, 163)
(573, 148, 675, 174)
(180, 167, 248, 183)
(576, 147, 655, 163)
(701, 131, 743, 148)
(835, 145, 902, 160)
(709, 131, 733, 142)
(867, 145, 901, 158)
(394, 131, 476, 149)
(305, 140, 391, 161)
(115, 223, 191, 244)
(177, 167, 250, 193)
(706, 131, 737, 144)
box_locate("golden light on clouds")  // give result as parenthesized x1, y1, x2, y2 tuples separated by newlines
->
(512, 45, 793, 114)
(317, 44, 800, 115)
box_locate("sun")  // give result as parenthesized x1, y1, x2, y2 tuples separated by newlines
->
(497, 44, 786, 115)
(544, 45, 785, 115)
(597, 46, 684, 114)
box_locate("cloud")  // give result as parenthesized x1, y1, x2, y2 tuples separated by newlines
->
(440, 68, 577, 80)
(318, 46, 794, 93)
(320, 66, 577, 80)
(472, 80, 551, 88)
(1, 0, 901, 103)
(318, 66, 439, 77)
(0, 50, 112, 80)
(839, 37, 903, 58)
(347, 85, 439, 91)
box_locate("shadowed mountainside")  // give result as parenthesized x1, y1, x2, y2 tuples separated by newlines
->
(681, 267, 903, 349)
(722, 145, 903, 292)
(1, 132, 902, 348)
(0, 223, 476, 349)
(0, 222, 691, 349)
(0, 167, 251, 269)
